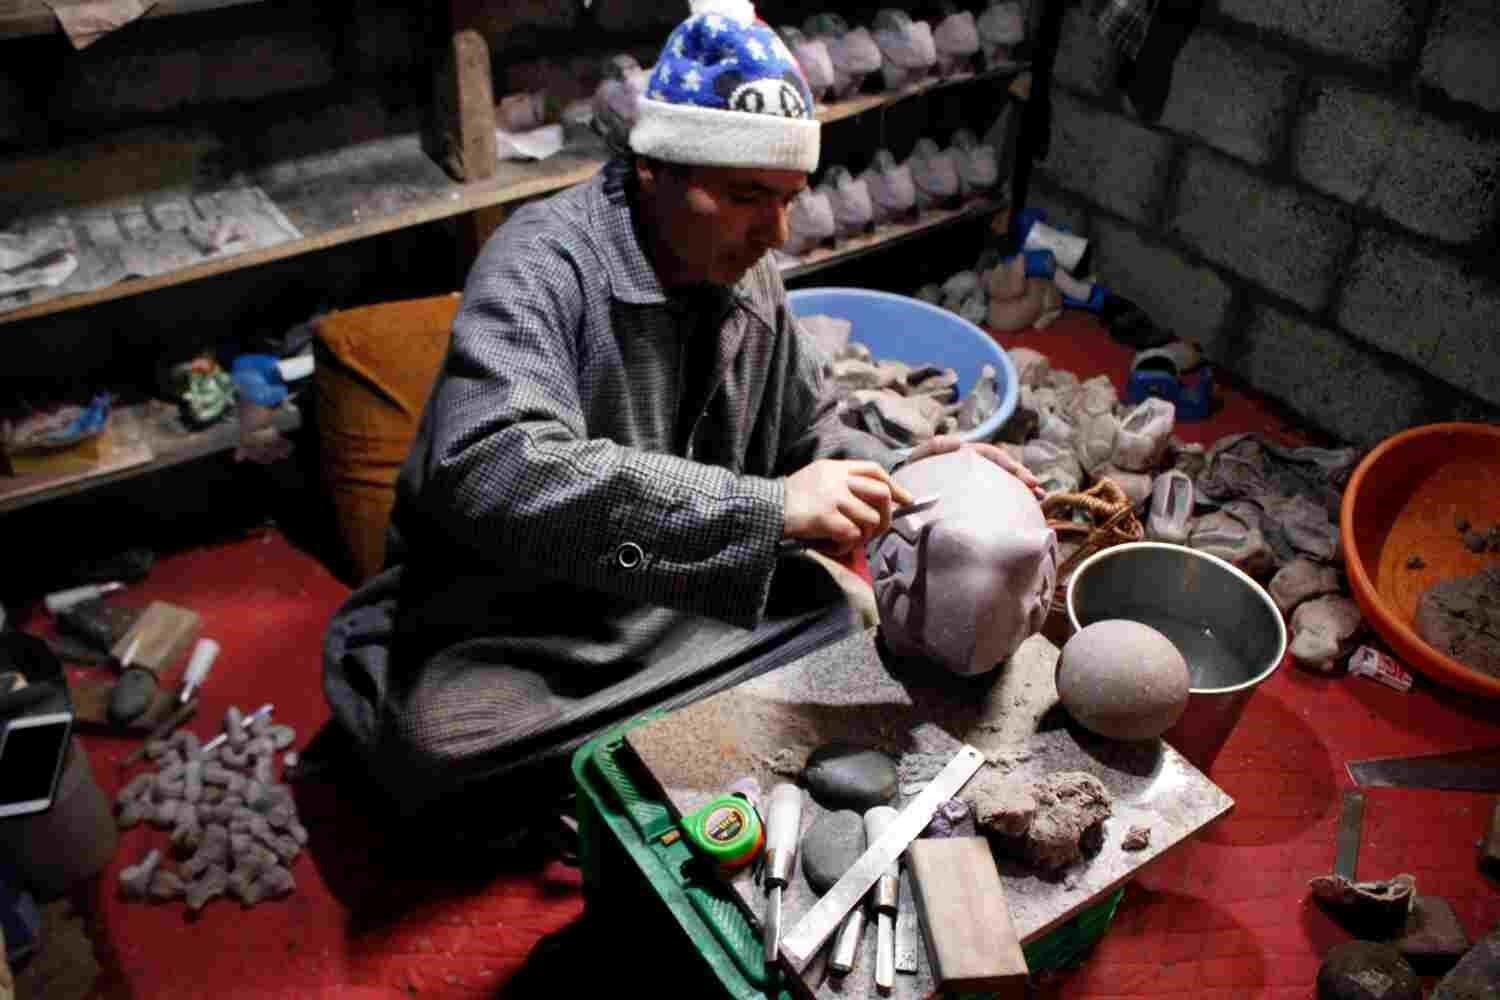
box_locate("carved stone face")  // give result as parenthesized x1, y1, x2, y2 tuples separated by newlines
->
(871, 449, 1058, 676)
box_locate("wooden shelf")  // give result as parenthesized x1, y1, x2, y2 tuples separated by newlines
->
(780, 195, 1006, 281)
(0, 0, 264, 39)
(0, 398, 301, 515)
(0, 65, 1023, 329)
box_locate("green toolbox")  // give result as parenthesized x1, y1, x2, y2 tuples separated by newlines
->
(572, 716, 1124, 998)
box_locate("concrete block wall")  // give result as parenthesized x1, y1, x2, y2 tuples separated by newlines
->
(1034, 0, 1500, 446)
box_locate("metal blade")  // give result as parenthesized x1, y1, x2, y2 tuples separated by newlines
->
(1346, 747, 1500, 791)
(764, 885, 782, 964)
(780, 745, 985, 971)
(1334, 790, 1363, 880)
(894, 869, 920, 973)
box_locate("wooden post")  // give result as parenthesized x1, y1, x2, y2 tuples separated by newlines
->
(426, 0, 505, 279)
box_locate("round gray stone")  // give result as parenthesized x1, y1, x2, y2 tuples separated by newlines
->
(801, 810, 865, 895)
(1317, 941, 1420, 1000)
(802, 741, 898, 811)
(108, 669, 158, 725)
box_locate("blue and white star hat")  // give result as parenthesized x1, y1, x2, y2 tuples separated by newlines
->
(630, 0, 820, 173)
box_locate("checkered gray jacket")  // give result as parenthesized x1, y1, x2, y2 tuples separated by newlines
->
(323, 158, 895, 807)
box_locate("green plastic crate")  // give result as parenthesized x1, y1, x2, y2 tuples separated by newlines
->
(573, 716, 1123, 999)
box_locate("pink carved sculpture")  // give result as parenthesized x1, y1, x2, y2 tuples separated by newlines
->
(871, 449, 1058, 676)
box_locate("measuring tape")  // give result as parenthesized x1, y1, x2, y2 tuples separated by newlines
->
(680, 792, 764, 872)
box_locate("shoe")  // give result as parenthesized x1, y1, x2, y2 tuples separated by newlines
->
(933, 4, 981, 76)
(873, 9, 938, 90)
(1147, 470, 1193, 543)
(950, 128, 1000, 196)
(1112, 396, 1175, 471)
(977, 0, 1024, 68)
(1268, 557, 1341, 617)
(860, 149, 917, 224)
(779, 26, 836, 103)
(1188, 502, 1274, 577)
(806, 13, 883, 99)
(820, 165, 874, 239)
(784, 187, 836, 256)
(908, 138, 961, 211)
(1289, 594, 1363, 673)
(1072, 406, 1120, 475)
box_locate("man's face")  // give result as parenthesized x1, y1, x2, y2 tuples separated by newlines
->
(638, 161, 808, 287)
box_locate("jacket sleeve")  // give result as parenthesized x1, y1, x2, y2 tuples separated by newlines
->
(402, 217, 785, 629)
(767, 272, 903, 475)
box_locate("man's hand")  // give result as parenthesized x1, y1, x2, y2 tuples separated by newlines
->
(905, 435, 1045, 499)
(784, 460, 916, 555)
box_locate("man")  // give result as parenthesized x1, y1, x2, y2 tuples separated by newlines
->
(323, 0, 1037, 819)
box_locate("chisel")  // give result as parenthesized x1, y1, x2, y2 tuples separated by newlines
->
(762, 782, 803, 964)
(865, 804, 900, 990)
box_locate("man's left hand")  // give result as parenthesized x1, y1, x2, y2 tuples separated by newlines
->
(904, 435, 1045, 500)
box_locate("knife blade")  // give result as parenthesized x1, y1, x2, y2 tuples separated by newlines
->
(1346, 747, 1500, 791)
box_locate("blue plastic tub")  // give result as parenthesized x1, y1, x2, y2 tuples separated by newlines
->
(787, 287, 1019, 453)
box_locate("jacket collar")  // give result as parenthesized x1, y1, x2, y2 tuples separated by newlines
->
(592, 158, 777, 331)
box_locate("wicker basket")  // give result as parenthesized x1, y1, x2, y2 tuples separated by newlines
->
(1039, 478, 1145, 643)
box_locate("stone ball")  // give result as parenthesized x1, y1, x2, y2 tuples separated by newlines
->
(1057, 620, 1191, 741)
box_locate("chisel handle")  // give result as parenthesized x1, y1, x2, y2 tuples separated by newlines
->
(764, 783, 803, 887)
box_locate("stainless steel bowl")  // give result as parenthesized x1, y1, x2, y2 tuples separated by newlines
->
(1065, 542, 1288, 769)
(1066, 542, 1286, 693)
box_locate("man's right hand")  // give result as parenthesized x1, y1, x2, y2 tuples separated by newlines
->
(783, 460, 915, 556)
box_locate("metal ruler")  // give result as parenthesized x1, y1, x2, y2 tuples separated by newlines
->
(1334, 790, 1363, 880)
(1346, 747, 1500, 791)
(779, 745, 985, 971)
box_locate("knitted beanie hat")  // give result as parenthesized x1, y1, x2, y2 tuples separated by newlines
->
(630, 0, 821, 173)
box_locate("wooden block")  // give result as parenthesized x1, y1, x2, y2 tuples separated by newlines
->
(110, 601, 200, 679)
(908, 837, 1029, 997)
(70, 677, 177, 731)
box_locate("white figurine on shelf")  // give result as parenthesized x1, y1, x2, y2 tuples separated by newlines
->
(949, 128, 999, 196)
(783, 186, 837, 257)
(933, 2, 981, 77)
(779, 26, 836, 104)
(590, 54, 650, 153)
(819, 165, 875, 240)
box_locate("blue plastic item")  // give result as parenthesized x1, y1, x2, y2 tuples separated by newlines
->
(230, 354, 289, 408)
(787, 287, 1019, 455)
(1126, 363, 1216, 421)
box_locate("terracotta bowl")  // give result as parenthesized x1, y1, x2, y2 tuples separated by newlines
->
(1340, 422, 1500, 699)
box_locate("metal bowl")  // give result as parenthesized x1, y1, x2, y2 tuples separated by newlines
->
(1065, 542, 1288, 768)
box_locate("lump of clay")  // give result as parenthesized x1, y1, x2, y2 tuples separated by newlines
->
(871, 448, 1058, 676)
(1309, 873, 1416, 931)
(802, 742, 898, 811)
(1056, 620, 1191, 741)
(801, 810, 866, 894)
(1415, 566, 1500, 679)
(963, 767, 1036, 837)
(1290, 595, 1364, 673)
(1317, 941, 1421, 1000)
(1021, 772, 1113, 871)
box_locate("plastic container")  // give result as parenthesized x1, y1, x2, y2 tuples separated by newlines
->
(1341, 422, 1500, 699)
(787, 287, 1019, 454)
(574, 717, 1122, 998)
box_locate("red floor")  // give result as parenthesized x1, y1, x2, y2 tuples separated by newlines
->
(23, 314, 1500, 998)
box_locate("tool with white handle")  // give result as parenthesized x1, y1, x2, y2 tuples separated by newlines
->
(762, 782, 803, 964)
(864, 804, 899, 989)
(780, 745, 985, 971)
(179, 638, 220, 704)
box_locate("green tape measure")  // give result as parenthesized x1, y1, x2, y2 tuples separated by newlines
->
(680, 792, 764, 871)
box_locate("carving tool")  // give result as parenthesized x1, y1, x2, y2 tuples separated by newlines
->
(762, 782, 803, 964)
(120, 698, 199, 767)
(1335, 790, 1363, 880)
(1346, 747, 1500, 791)
(827, 822, 870, 976)
(179, 638, 219, 704)
(778, 495, 941, 554)
(44, 581, 124, 614)
(780, 745, 984, 971)
(202, 703, 272, 754)
(865, 804, 900, 989)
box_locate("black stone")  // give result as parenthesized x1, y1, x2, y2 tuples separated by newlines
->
(801, 741, 897, 812)
(1386, 896, 1469, 975)
(800, 810, 866, 895)
(107, 668, 158, 725)
(1432, 925, 1500, 1000)
(1317, 941, 1420, 1000)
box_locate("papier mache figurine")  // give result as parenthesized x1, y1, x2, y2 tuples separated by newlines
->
(871, 448, 1059, 676)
